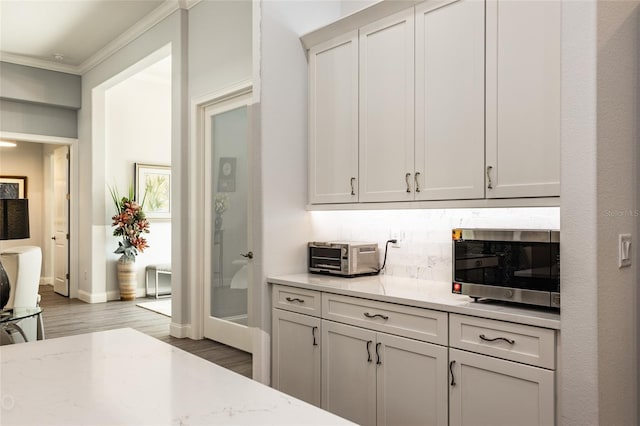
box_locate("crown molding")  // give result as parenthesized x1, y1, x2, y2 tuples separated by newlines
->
(0, 52, 81, 75)
(77, 0, 181, 74)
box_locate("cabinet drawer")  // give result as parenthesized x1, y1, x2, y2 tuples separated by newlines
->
(273, 285, 322, 317)
(322, 293, 447, 345)
(449, 314, 555, 369)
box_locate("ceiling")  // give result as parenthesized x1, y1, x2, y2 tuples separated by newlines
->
(0, 0, 167, 73)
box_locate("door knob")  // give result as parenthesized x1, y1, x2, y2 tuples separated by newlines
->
(240, 251, 254, 260)
(51, 236, 56, 240)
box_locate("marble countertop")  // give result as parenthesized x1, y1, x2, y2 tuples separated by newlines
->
(0, 328, 354, 425)
(268, 273, 560, 330)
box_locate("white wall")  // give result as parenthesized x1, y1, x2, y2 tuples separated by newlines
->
(104, 57, 172, 299)
(594, 1, 639, 423)
(0, 142, 45, 260)
(561, 1, 639, 425)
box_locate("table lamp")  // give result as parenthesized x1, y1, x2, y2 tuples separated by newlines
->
(0, 199, 30, 309)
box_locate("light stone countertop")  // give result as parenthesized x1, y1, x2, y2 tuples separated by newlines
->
(0, 328, 354, 426)
(268, 273, 560, 330)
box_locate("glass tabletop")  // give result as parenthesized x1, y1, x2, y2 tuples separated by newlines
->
(0, 307, 42, 323)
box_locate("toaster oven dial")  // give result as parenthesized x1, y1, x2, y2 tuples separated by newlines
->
(342, 247, 348, 257)
(504, 289, 514, 299)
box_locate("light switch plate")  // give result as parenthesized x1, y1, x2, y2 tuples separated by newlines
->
(619, 234, 632, 268)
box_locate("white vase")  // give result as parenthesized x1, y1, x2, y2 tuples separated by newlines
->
(117, 259, 137, 301)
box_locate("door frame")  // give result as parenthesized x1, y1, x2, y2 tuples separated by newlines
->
(0, 131, 79, 299)
(188, 80, 254, 342)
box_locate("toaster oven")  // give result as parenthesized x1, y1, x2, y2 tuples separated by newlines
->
(308, 242, 379, 277)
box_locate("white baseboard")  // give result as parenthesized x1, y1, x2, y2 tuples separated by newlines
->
(39, 277, 53, 286)
(170, 322, 191, 338)
(78, 289, 108, 304)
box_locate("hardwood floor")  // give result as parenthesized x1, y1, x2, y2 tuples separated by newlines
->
(38, 285, 253, 378)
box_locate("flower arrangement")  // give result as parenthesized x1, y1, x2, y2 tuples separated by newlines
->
(109, 185, 150, 263)
(214, 193, 229, 215)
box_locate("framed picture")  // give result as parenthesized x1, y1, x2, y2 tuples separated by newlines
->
(0, 176, 27, 199)
(217, 157, 236, 192)
(135, 163, 171, 219)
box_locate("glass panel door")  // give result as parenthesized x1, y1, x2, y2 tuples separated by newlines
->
(203, 93, 253, 353)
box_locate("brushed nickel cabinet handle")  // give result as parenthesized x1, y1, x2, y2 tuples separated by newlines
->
(414, 172, 421, 193)
(405, 173, 411, 193)
(375, 342, 382, 365)
(312, 326, 318, 346)
(366, 340, 373, 363)
(350, 177, 356, 196)
(479, 334, 515, 345)
(285, 297, 304, 303)
(486, 166, 493, 189)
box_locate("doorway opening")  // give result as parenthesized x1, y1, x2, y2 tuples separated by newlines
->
(0, 133, 77, 298)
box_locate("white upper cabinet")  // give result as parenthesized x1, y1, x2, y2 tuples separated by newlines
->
(485, 0, 561, 198)
(414, 0, 485, 200)
(359, 8, 415, 202)
(308, 31, 359, 204)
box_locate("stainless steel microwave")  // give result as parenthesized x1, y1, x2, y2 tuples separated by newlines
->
(308, 242, 379, 277)
(452, 229, 560, 308)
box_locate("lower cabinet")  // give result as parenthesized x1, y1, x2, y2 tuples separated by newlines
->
(449, 348, 555, 426)
(270, 284, 558, 426)
(322, 320, 448, 426)
(271, 309, 321, 406)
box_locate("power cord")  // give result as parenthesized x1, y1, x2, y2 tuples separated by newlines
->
(377, 239, 397, 275)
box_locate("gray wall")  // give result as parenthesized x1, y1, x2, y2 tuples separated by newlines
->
(0, 62, 80, 108)
(0, 61, 80, 138)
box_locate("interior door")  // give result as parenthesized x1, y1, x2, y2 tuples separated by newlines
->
(203, 92, 253, 353)
(52, 146, 69, 296)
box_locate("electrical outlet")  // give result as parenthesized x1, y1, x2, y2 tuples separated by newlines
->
(390, 232, 404, 248)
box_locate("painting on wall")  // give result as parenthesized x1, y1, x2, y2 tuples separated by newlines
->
(135, 164, 171, 219)
(217, 157, 236, 192)
(0, 176, 27, 199)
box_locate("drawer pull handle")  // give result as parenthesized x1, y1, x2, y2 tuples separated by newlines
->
(375, 342, 382, 366)
(312, 326, 318, 346)
(479, 334, 515, 345)
(363, 312, 389, 320)
(449, 360, 456, 386)
(285, 297, 305, 303)
(366, 340, 373, 363)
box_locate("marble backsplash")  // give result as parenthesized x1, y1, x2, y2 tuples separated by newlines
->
(309, 207, 560, 283)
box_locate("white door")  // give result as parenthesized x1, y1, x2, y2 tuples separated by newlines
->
(414, 0, 485, 201)
(52, 146, 69, 296)
(449, 348, 555, 426)
(322, 320, 377, 426)
(203, 91, 254, 353)
(376, 333, 448, 426)
(308, 31, 359, 204)
(359, 8, 415, 202)
(485, 0, 561, 198)
(271, 309, 321, 406)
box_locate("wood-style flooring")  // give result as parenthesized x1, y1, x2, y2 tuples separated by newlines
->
(38, 285, 252, 378)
